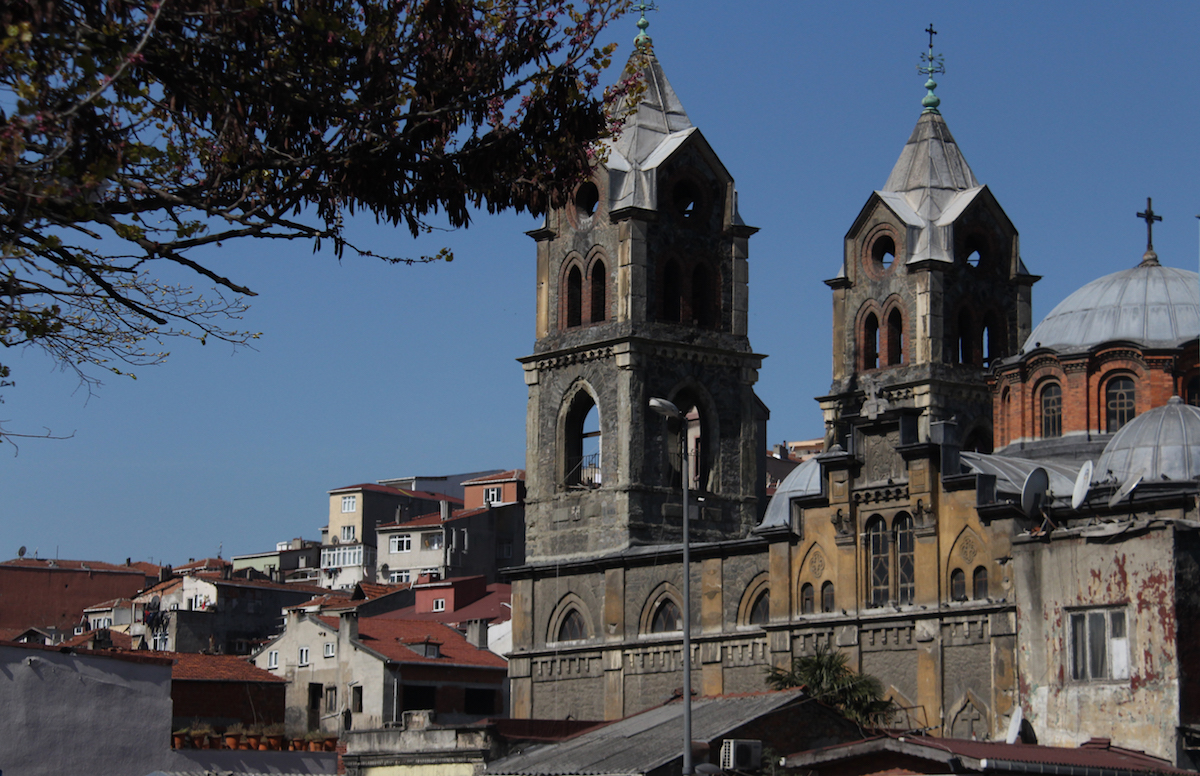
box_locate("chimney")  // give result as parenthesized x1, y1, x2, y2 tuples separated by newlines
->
(465, 619, 489, 649)
(340, 610, 359, 644)
(440, 500, 450, 521)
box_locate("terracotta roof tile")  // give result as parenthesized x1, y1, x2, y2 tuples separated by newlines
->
(165, 651, 288, 682)
(355, 617, 507, 669)
(378, 512, 445, 529)
(328, 483, 462, 504)
(461, 470, 526, 485)
(1, 558, 143, 573)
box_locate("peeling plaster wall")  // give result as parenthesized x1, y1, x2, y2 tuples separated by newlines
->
(1014, 523, 1184, 760)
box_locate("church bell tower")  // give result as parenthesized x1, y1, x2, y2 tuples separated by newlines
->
(520, 28, 766, 564)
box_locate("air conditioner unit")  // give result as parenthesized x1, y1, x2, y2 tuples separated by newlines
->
(720, 739, 762, 771)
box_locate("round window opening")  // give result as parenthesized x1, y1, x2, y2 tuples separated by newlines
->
(673, 180, 702, 220)
(871, 235, 896, 269)
(575, 182, 600, 219)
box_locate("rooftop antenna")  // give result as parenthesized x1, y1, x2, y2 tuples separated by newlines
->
(917, 24, 945, 114)
(1071, 460, 1094, 511)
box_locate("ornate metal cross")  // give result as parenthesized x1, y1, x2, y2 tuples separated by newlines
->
(1137, 197, 1162, 251)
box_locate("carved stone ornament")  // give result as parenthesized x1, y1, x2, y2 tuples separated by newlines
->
(915, 499, 935, 530)
(831, 508, 853, 538)
(960, 537, 978, 563)
(810, 551, 825, 578)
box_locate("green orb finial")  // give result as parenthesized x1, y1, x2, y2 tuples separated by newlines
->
(917, 24, 945, 114)
(633, 1, 657, 51)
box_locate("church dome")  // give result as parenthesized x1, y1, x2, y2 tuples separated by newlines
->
(1021, 262, 1199, 354)
(758, 457, 821, 530)
(1096, 396, 1200, 482)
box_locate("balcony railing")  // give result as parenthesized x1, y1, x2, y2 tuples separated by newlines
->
(565, 453, 601, 489)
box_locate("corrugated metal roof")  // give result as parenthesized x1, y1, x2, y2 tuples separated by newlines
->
(1097, 396, 1200, 482)
(960, 452, 1080, 506)
(487, 690, 806, 776)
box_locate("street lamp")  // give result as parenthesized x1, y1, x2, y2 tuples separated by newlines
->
(649, 397, 693, 776)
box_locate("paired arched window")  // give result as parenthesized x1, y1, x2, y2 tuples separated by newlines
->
(651, 599, 683, 633)
(1106, 376, 1136, 432)
(950, 568, 967, 601)
(887, 309, 904, 366)
(1040, 383, 1062, 439)
(562, 256, 609, 329)
(821, 581, 835, 613)
(950, 566, 989, 602)
(658, 258, 720, 328)
(867, 513, 915, 607)
(863, 313, 880, 369)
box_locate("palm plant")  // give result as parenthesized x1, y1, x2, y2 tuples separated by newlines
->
(765, 643, 896, 727)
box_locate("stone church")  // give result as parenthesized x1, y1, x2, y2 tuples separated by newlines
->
(506, 27, 1200, 766)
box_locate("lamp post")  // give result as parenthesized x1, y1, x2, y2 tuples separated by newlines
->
(649, 397, 693, 776)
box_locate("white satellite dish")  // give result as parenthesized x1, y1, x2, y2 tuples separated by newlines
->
(1071, 461, 1094, 510)
(1021, 467, 1050, 518)
(1108, 468, 1145, 509)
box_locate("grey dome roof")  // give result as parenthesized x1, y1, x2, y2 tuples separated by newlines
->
(1022, 263, 1199, 354)
(758, 457, 822, 530)
(1096, 397, 1200, 482)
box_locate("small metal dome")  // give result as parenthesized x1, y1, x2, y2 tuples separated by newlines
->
(1021, 263, 1199, 354)
(1096, 397, 1200, 482)
(758, 457, 822, 530)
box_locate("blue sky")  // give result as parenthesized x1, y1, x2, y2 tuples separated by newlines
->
(4, 2, 1198, 566)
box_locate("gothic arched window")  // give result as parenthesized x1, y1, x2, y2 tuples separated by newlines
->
(1041, 383, 1062, 439)
(651, 599, 682, 633)
(590, 259, 607, 323)
(1106, 376, 1136, 433)
(973, 566, 988, 600)
(867, 517, 889, 608)
(566, 265, 583, 328)
(800, 583, 814, 615)
(957, 309, 975, 365)
(749, 590, 769, 625)
(563, 390, 600, 488)
(558, 609, 587, 642)
(895, 514, 915, 604)
(661, 260, 682, 323)
(863, 313, 880, 370)
(887, 308, 904, 366)
(821, 581, 835, 613)
(692, 263, 716, 328)
(950, 568, 967, 601)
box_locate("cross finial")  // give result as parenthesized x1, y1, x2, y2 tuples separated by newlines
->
(917, 24, 946, 114)
(633, 1, 657, 51)
(1136, 197, 1163, 266)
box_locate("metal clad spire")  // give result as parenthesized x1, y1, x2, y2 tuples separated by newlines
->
(633, 1, 657, 51)
(918, 24, 945, 114)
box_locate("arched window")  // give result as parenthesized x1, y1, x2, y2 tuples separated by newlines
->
(895, 514, 915, 604)
(957, 310, 974, 365)
(590, 259, 607, 323)
(1041, 383, 1062, 439)
(661, 260, 682, 323)
(983, 312, 1005, 365)
(887, 308, 904, 366)
(973, 566, 988, 600)
(564, 390, 600, 488)
(558, 609, 587, 642)
(662, 394, 710, 493)
(800, 583, 814, 614)
(872, 235, 896, 269)
(651, 599, 682, 633)
(692, 263, 716, 328)
(867, 517, 889, 607)
(1000, 387, 1011, 446)
(821, 581, 835, 613)
(863, 313, 880, 369)
(749, 590, 769, 625)
(1106, 376, 1136, 432)
(950, 568, 967, 601)
(566, 265, 583, 328)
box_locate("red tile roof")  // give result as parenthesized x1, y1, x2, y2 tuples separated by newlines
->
(1, 558, 144, 573)
(83, 598, 132, 612)
(176, 557, 231, 571)
(354, 582, 409, 600)
(60, 629, 135, 650)
(312, 616, 506, 669)
(446, 507, 489, 522)
(376, 583, 512, 624)
(167, 651, 287, 683)
(378, 512, 445, 529)
(461, 470, 526, 485)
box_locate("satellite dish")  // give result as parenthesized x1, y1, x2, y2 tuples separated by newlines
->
(17, 546, 26, 558)
(1108, 468, 1145, 509)
(1021, 467, 1050, 518)
(1071, 461, 1094, 510)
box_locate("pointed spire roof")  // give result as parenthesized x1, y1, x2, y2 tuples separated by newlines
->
(883, 111, 979, 221)
(610, 48, 693, 168)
